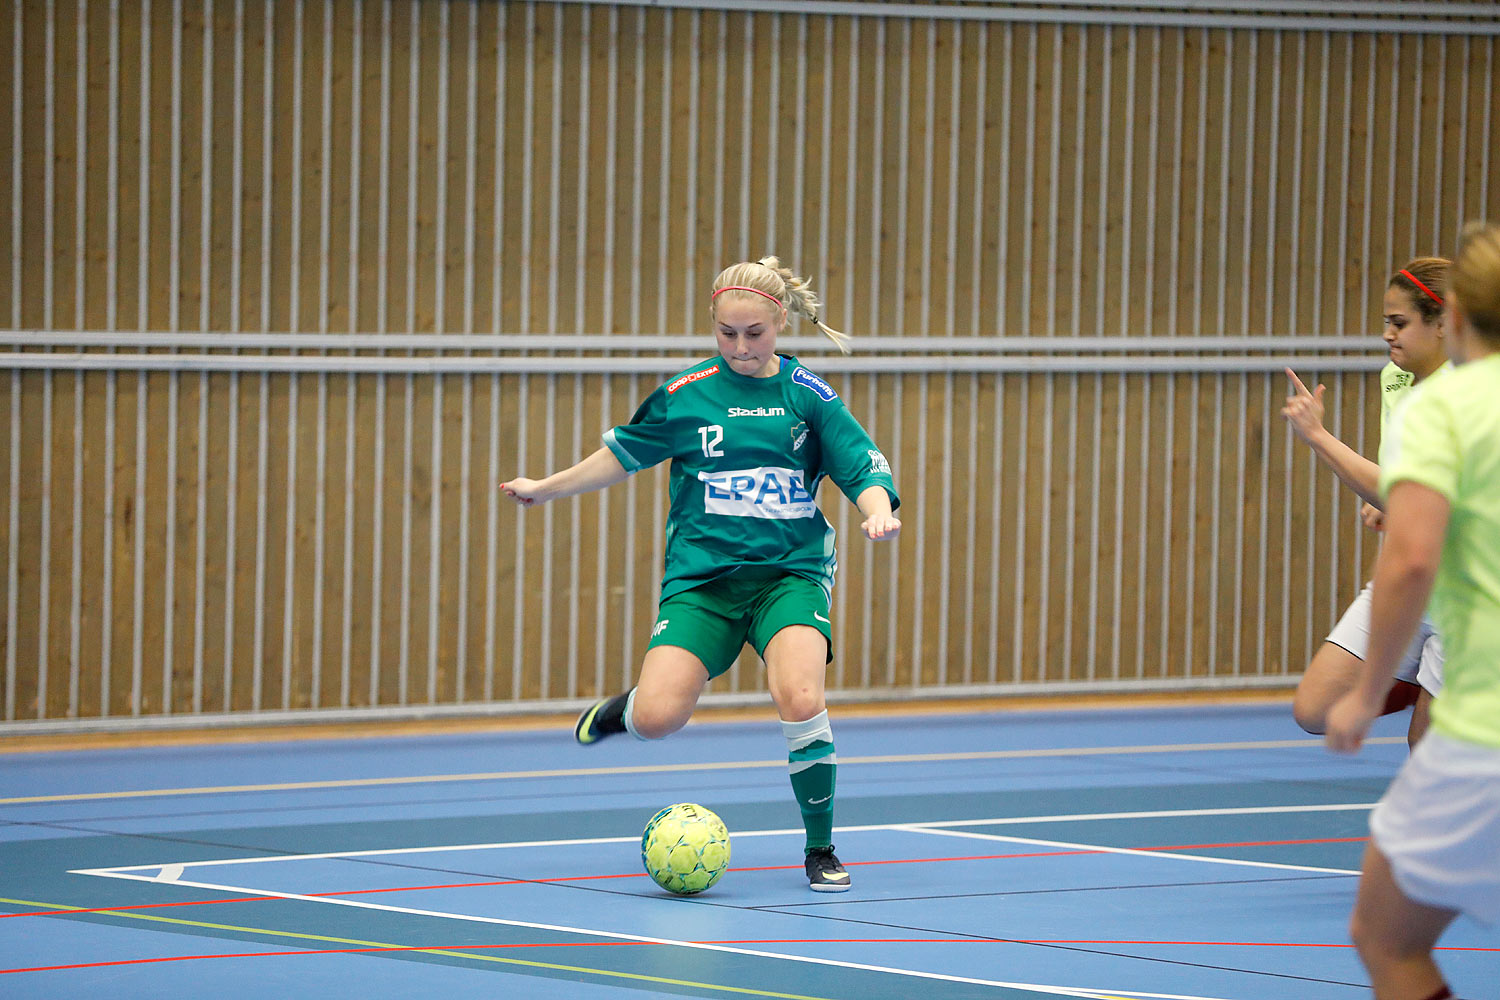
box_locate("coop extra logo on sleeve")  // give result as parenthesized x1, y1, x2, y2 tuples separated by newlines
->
(666, 365, 720, 393)
(698, 467, 817, 519)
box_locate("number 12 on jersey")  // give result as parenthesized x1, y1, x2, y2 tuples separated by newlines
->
(699, 424, 725, 458)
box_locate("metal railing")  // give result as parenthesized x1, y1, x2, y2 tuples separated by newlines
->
(2, 335, 1387, 732)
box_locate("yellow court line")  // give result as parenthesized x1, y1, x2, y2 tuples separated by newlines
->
(0, 896, 836, 1000)
(2, 897, 1241, 1000)
(0, 736, 1403, 805)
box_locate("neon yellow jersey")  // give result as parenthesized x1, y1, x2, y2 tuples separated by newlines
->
(1380, 353, 1500, 749)
(1379, 361, 1415, 442)
(1377, 360, 1450, 467)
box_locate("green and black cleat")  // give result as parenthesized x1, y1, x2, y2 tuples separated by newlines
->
(574, 692, 630, 745)
(804, 845, 851, 892)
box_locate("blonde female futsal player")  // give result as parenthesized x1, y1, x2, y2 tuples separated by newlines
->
(1283, 258, 1451, 747)
(501, 257, 901, 892)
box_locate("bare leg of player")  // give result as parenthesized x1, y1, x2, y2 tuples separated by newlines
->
(625, 645, 711, 740)
(1294, 641, 1419, 735)
(1349, 844, 1457, 1000)
(574, 645, 708, 744)
(765, 624, 828, 723)
(1408, 688, 1433, 748)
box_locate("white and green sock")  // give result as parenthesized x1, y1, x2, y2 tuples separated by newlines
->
(782, 710, 837, 852)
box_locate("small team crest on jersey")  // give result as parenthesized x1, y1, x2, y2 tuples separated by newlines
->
(667, 365, 720, 394)
(790, 421, 809, 451)
(792, 367, 838, 401)
(868, 449, 891, 474)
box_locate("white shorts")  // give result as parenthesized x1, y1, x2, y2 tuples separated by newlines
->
(1369, 729, 1500, 926)
(1326, 581, 1445, 694)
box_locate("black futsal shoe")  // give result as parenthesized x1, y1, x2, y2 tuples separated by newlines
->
(574, 691, 630, 745)
(804, 845, 851, 892)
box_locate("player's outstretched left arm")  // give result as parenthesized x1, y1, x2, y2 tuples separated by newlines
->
(501, 447, 629, 507)
(856, 485, 901, 541)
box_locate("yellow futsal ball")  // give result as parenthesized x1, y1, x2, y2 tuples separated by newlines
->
(640, 803, 731, 895)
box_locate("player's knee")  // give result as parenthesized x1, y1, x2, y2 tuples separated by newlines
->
(774, 688, 824, 724)
(1290, 685, 1328, 735)
(1349, 906, 1423, 971)
(628, 699, 689, 740)
(1349, 916, 1401, 979)
(1348, 908, 1373, 958)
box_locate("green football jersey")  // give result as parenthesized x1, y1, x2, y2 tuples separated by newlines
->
(602, 355, 900, 603)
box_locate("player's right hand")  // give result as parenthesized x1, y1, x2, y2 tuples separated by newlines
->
(1281, 367, 1327, 442)
(1359, 502, 1385, 532)
(1324, 689, 1381, 754)
(500, 478, 545, 506)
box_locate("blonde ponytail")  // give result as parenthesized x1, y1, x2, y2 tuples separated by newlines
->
(710, 256, 853, 354)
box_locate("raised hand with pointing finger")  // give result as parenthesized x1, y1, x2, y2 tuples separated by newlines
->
(1278, 366, 1381, 507)
(1280, 368, 1328, 447)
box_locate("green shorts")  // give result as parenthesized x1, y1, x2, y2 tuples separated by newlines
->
(646, 571, 833, 679)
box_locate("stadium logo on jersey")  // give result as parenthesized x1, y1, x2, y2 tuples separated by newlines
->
(666, 365, 720, 394)
(727, 406, 786, 418)
(790, 421, 809, 451)
(792, 367, 838, 401)
(699, 466, 817, 519)
(868, 450, 891, 475)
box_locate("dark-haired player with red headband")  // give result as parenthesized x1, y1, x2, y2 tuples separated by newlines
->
(501, 256, 900, 892)
(1283, 258, 1452, 748)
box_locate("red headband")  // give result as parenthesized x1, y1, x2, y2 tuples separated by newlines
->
(712, 285, 786, 313)
(1399, 269, 1444, 306)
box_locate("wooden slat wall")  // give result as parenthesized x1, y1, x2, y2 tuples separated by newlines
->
(1, 1, 1498, 723)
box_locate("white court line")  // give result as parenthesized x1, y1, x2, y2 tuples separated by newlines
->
(70, 803, 1376, 874)
(68, 868, 1237, 1000)
(892, 825, 1361, 876)
(902, 802, 1380, 828)
(0, 736, 1405, 805)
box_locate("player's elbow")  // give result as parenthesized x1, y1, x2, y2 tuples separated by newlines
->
(1382, 554, 1439, 594)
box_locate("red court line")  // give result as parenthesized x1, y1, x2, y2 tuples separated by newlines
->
(6, 937, 1496, 975)
(4, 833, 1365, 921)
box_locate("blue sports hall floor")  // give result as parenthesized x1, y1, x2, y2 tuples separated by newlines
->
(2, 699, 1495, 999)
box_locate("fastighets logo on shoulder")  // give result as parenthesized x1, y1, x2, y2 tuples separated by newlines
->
(792, 367, 838, 401)
(667, 365, 720, 394)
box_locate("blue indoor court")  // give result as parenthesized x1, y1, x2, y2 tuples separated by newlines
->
(4, 702, 1496, 999)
